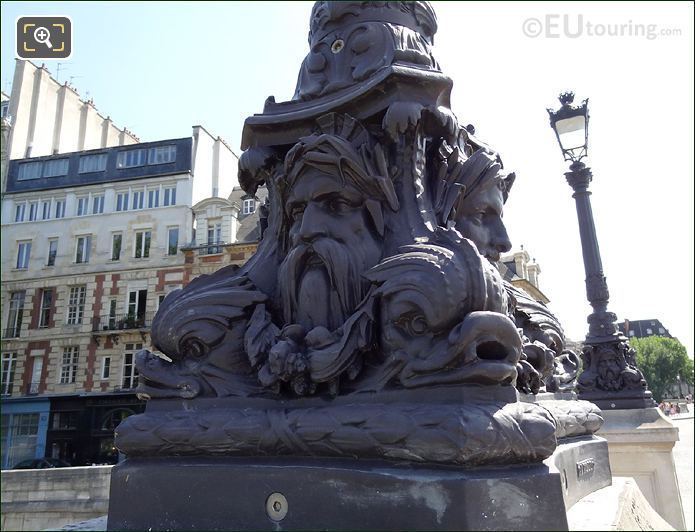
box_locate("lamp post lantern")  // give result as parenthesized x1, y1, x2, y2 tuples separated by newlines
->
(547, 92, 655, 410)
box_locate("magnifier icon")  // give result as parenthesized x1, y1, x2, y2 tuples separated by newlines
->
(34, 26, 53, 49)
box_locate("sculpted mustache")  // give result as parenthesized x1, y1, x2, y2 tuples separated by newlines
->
(278, 239, 368, 325)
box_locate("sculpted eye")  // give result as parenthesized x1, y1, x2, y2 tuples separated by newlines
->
(395, 314, 428, 336)
(327, 197, 352, 213)
(465, 212, 483, 226)
(290, 205, 305, 221)
(409, 316, 428, 335)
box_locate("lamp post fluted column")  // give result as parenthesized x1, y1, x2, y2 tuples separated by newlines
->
(565, 161, 617, 340)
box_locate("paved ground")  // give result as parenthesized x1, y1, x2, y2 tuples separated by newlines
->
(672, 413, 693, 531)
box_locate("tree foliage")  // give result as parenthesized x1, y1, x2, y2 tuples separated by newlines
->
(631, 336, 693, 402)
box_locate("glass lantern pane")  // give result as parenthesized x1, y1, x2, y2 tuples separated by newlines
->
(555, 115, 585, 134)
(556, 115, 586, 152)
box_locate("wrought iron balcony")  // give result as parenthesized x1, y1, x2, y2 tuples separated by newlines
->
(92, 312, 154, 332)
(185, 241, 228, 255)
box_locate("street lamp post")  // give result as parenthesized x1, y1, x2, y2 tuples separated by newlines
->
(547, 92, 655, 410)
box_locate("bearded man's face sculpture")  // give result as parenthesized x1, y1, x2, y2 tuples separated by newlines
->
(279, 167, 383, 331)
(276, 130, 397, 333)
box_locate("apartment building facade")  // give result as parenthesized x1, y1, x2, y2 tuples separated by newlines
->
(0, 130, 241, 468)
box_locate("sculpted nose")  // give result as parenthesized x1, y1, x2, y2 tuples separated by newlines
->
(492, 222, 512, 254)
(298, 203, 327, 242)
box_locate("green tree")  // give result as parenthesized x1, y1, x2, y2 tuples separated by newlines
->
(631, 336, 694, 402)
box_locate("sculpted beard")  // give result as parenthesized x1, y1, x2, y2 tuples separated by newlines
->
(278, 238, 372, 331)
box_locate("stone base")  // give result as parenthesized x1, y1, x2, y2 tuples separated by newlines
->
(567, 477, 674, 531)
(108, 457, 567, 531)
(598, 407, 686, 530)
(108, 436, 610, 531)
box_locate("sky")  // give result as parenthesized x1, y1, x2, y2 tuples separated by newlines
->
(2, 1, 693, 358)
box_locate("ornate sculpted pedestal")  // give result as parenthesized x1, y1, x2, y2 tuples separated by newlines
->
(108, 386, 611, 530)
(108, 3, 612, 530)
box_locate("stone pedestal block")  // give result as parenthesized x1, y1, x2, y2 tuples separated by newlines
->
(107, 436, 610, 531)
(567, 476, 674, 531)
(598, 407, 686, 530)
(108, 457, 567, 531)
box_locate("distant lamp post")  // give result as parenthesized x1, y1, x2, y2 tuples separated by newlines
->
(547, 92, 655, 410)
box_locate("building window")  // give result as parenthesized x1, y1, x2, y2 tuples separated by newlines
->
(47, 239, 58, 266)
(116, 192, 129, 212)
(148, 189, 160, 208)
(628, 330, 635, 337)
(163, 187, 176, 206)
(658, 327, 665, 334)
(0, 101, 8, 118)
(243, 198, 256, 215)
(41, 200, 51, 220)
(134, 230, 151, 258)
(60, 347, 79, 384)
(167, 227, 179, 256)
(29, 356, 43, 394)
(78, 153, 107, 173)
(122, 344, 143, 389)
(111, 233, 122, 261)
(51, 411, 78, 430)
(5, 292, 25, 338)
(39, 289, 53, 328)
(646, 328, 653, 335)
(75, 235, 91, 264)
(132, 190, 144, 210)
(127, 290, 147, 322)
(66, 286, 86, 325)
(14, 203, 25, 222)
(108, 299, 117, 329)
(28, 202, 38, 221)
(4, 413, 40, 467)
(16, 241, 31, 269)
(207, 223, 222, 253)
(148, 145, 176, 165)
(54, 199, 66, 219)
(42, 159, 69, 177)
(116, 149, 146, 169)
(1, 353, 17, 396)
(17, 161, 42, 180)
(76, 197, 89, 216)
(101, 357, 111, 380)
(92, 195, 104, 214)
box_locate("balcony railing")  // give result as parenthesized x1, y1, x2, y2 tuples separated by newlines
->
(92, 312, 154, 332)
(187, 241, 228, 255)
